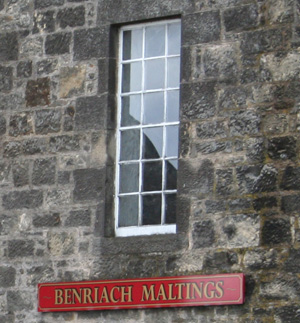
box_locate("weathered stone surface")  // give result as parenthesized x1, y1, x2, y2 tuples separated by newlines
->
(12, 160, 29, 187)
(218, 86, 252, 110)
(284, 249, 300, 272)
(260, 276, 300, 300)
(32, 158, 56, 186)
(17, 61, 32, 78)
(60, 66, 86, 98)
(0, 114, 6, 135)
(274, 305, 300, 323)
(35, 109, 61, 134)
(26, 265, 55, 286)
(3, 190, 43, 209)
(25, 78, 50, 107)
(65, 209, 91, 226)
(0, 32, 18, 61)
(49, 135, 80, 152)
(7, 291, 33, 311)
(47, 232, 75, 256)
(196, 140, 232, 155)
(262, 218, 292, 245)
(205, 200, 226, 213)
(192, 220, 215, 248)
(37, 59, 58, 75)
(34, 0, 64, 9)
(224, 4, 258, 32)
(244, 249, 278, 270)
(33, 10, 55, 34)
(0, 66, 13, 92)
(23, 138, 48, 155)
(8, 240, 34, 258)
(267, 136, 296, 160)
(57, 6, 85, 28)
(229, 110, 261, 136)
(228, 198, 251, 211)
(280, 166, 300, 190)
(0, 266, 16, 287)
(216, 169, 234, 196)
(45, 33, 71, 55)
(196, 120, 227, 139)
(182, 82, 217, 120)
(281, 195, 300, 213)
(182, 11, 221, 45)
(253, 196, 277, 211)
(74, 27, 108, 60)
(9, 112, 33, 137)
(203, 251, 238, 271)
(203, 44, 238, 81)
(73, 168, 104, 201)
(237, 165, 277, 194)
(33, 213, 60, 227)
(75, 96, 106, 130)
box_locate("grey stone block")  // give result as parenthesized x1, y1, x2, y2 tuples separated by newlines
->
(45, 33, 71, 55)
(3, 190, 43, 209)
(57, 6, 85, 28)
(73, 168, 104, 201)
(0, 32, 18, 61)
(182, 11, 221, 45)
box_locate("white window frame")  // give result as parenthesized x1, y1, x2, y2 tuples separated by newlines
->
(115, 19, 181, 237)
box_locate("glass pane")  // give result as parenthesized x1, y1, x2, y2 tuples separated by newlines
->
(143, 127, 163, 159)
(166, 90, 179, 122)
(143, 161, 162, 191)
(165, 126, 179, 157)
(120, 163, 139, 193)
(119, 195, 139, 227)
(145, 59, 165, 90)
(166, 160, 178, 190)
(145, 25, 165, 58)
(123, 29, 143, 60)
(167, 57, 180, 88)
(165, 193, 176, 224)
(121, 95, 141, 126)
(142, 194, 161, 225)
(143, 92, 164, 125)
(120, 129, 140, 161)
(168, 23, 181, 55)
(122, 62, 142, 93)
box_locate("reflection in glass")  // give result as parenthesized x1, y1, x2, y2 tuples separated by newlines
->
(143, 92, 164, 125)
(121, 95, 141, 126)
(145, 25, 165, 57)
(165, 193, 176, 224)
(123, 29, 143, 60)
(168, 23, 181, 55)
(120, 163, 139, 193)
(142, 194, 161, 224)
(143, 127, 163, 159)
(166, 90, 179, 122)
(120, 129, 140, 161)
(167, 57, 180, 88)
(165, 126, 179, 157)
(143, 161, 162, 191)
(119, 195, 139, 227)
(166, 160, 178, 190)
(122, 62, 142, 93)
(145, 59, 165, 90)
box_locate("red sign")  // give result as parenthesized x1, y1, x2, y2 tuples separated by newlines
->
(38, 274, 245, 312)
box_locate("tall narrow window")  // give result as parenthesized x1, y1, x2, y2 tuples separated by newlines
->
(115, 19, 181, 237)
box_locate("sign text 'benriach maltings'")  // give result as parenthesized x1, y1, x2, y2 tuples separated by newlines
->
(38, 274, 245, 312)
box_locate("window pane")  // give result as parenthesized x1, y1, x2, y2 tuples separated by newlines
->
(166, 90, 179, 122)
(165, 193, 176, 224)
(165, 126, 179, 157)
(143, 127, 163, 159)
(167, 57, 180, 88)
(143, 92, 164, 125)
(145, 59, 165, 90)
(120, 129, 140, 161)
(119, 195, 139, 227)
(145, 25, 165, 58)
(121, 95, 141, 126)
(122, 62, 142, 93)
(166, 160, 178, 190)
(123, 29, 143, 60)
(143, 161, 162, 191)
(168, 23, 181, 55)
(142, 194, 161, 224)
(120, 163, 139, 193)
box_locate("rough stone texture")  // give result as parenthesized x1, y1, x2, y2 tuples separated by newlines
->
(0, 0, 299, 322)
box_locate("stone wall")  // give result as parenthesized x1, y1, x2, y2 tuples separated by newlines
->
(0, 0, 300, 322)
